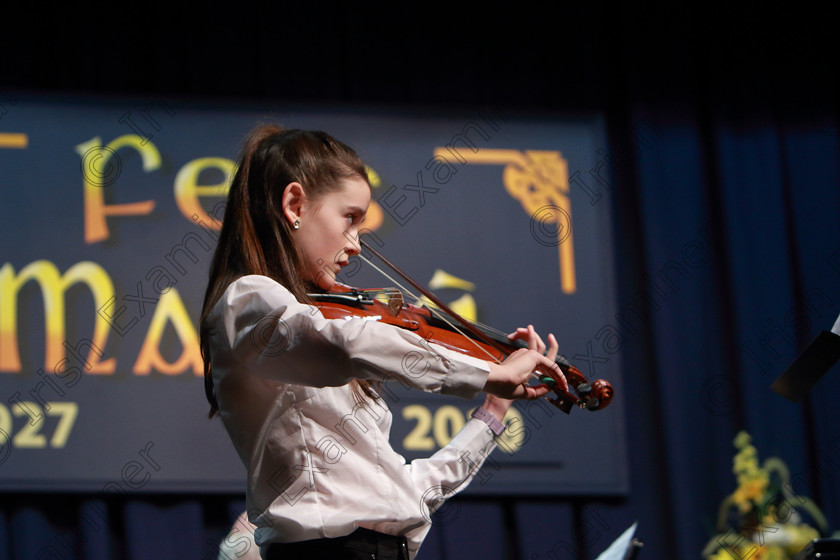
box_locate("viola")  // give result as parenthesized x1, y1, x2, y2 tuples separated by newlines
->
(308, 243, 613, 414)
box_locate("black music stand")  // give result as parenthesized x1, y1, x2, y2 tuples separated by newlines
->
(623, 538, 644, 559)
(595, 522, 642, 560)
(794, 537, 840, 559)
(771, 313, 840, 402)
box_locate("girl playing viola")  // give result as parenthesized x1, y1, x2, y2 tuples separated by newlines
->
(200, 125, 566, 560)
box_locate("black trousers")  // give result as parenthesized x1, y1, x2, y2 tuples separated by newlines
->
(262, 528, 410, 560)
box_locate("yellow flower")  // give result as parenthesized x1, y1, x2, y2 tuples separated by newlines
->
(732, 475, 769, 512)
(734, 446, 760, 480)
(761, 545, 787, 560)
(709, 548, 735, 560)
(734, 430, 752, 449)
(782, 524, 820, 555)
(741, 544, 764, 559)
(708, 431, 831, 560)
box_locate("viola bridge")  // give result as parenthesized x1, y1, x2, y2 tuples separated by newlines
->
(378, 287, 403, 316)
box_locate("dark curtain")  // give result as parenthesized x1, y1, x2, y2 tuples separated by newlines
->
(2, 3, 838, 559)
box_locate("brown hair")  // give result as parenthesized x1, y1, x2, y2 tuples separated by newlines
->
(200, 124, 376, 417)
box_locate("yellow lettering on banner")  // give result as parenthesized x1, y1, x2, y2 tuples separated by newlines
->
(75, 135, 160, 243)
(432, 405, 466, 446)
(425, 269, 478, 322)
(0, 261, 115, 373)
(0, 401, 79, 449)
(402, 405, 435, 450)
(402, 404, 526, 453)
(133, 288, 202, 375)
(0, 405, 10, 443)
(12, 401, 47, 448)
(174, 157, 235, 227)
(0, 133, 28, 149)
(432, 148, 577, 293)
(46, 401, 78, 447)
(363, 165, 385, 232)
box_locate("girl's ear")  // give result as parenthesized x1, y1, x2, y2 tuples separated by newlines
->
(282, 182, 306, 227)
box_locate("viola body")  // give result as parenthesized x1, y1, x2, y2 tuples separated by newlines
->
(309, 283, 613, 413)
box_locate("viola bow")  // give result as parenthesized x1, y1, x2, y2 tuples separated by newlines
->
(318, 240, 614, 414)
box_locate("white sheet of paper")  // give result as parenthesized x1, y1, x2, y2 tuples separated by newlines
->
(832, 311, 840, 335)
(594, 521, 638, 560)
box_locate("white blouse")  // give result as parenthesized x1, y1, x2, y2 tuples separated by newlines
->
(207, 275, 499, 558)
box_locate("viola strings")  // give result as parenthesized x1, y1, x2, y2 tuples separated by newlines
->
(356, 253, 501, 364)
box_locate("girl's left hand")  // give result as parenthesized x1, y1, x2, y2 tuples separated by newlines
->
(482, 325, 560, 422)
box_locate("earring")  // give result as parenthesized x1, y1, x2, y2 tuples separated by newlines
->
(293, 219, 300, 230)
